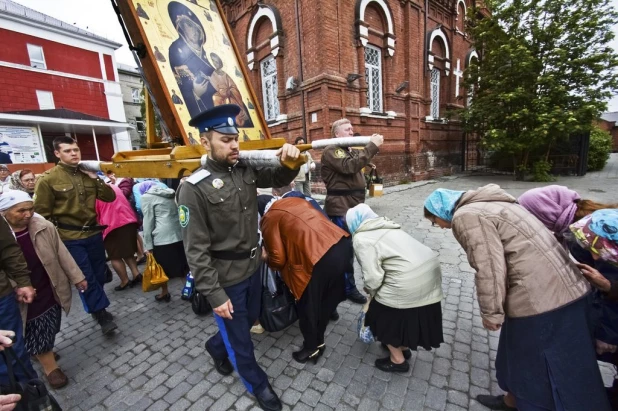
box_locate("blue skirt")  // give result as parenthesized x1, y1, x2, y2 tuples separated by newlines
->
(496, 296, 610, 411)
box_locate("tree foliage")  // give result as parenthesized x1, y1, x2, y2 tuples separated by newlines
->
(587, 125, 613, 171)
(462, 0, 618, 174)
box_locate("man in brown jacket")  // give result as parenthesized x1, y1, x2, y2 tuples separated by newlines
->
(0, 214, 37, 385)
(321, 118, 383, 307)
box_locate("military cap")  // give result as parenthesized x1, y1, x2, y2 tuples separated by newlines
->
(189, 104, 241, 135)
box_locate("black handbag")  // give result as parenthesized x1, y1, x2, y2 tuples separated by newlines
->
(190, 290, 212, 316)
(366, 168, 383, 190)
(0, 347, 62, 411)
(259, 263, 298, 332)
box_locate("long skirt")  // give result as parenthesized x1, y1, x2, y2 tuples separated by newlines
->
(295, 237, 350, 350)
(496, 296, 610, 411)
(104, 223, 138, 259)
(364, 299, 443, 350)
(153, 241, 189, 279)
(24, 304, 61, 356)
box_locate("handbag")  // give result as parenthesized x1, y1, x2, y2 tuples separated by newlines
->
(366, 168, 384, 197)
(190, 290, 212, 316)
(0, 347, 62, 411)
(357, 298, 375, 344)
(142, 254, 169, 292)
(259, 262, 298, 332)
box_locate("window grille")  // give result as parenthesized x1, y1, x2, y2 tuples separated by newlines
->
(260, 56, 280, 122)
(430, 68, 440, 119)
(364, 45, 383, 112)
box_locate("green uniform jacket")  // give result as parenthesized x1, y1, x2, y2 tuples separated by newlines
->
(177, 158, 297, 308)
(33, 163, 116, 241)
(0, 216, 31, 299)
(321, 142, 379, 217)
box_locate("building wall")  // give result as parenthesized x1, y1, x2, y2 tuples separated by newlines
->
(223, 0, 475, 185)
(118, 69, 144, 148)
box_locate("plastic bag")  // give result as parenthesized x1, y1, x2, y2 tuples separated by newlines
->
(142, 253, 169, 292)
(357, 299, 375, 344)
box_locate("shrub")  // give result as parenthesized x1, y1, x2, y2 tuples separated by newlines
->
(587, 126, 612, 171)
(532, 160, 554, 182)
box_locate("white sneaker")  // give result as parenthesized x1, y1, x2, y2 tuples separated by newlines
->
(250, 324, 265, 334)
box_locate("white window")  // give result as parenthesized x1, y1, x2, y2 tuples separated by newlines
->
(131, 88, 142, 104)
(260, 55, 280, 122)
(364, 45, 383, 112)
(430, 68, 440, 119)
(27, 44, 46, 69)
(36, 90, 54, 110)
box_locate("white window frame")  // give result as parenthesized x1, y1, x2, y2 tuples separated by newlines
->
(36, 90, 55, 110)
(131, 88, 142, 104)
(260, 55, 280, 122)
(430, 68, 440, 119)
(364, 45, 383, 113)
(27, 44, 46, 69)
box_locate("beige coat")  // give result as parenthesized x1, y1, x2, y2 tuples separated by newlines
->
(451, 184, 590, 324)
(17, 217, 85, 326)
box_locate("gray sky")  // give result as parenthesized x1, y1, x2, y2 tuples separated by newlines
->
(9, 0, 618, 112)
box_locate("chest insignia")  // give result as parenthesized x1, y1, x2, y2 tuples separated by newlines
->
(212, 178, 224, 189)
(334, 148, 346, 158)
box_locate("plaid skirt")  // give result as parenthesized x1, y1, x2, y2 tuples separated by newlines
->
(24, 304, 61, 356)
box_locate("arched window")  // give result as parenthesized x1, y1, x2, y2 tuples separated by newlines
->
(246, 5, 284, 123)
(466, 49, 479, 106)
(456, 0, 467, 33)
(427, 28, 451, 120)
(355, 0, 395, 115)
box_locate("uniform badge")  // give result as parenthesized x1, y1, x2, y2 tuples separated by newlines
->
(212, 178, 224, 189)
(334, 148, 346, 158)
(178, 205, 189, 228)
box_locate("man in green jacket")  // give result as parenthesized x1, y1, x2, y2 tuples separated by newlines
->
(34, 136, 117, 334)
(0, 214, 37, 385)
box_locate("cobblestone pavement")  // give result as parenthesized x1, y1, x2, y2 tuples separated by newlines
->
(45, 155, 618, 410)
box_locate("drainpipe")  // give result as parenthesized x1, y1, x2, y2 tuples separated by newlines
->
(424, 0, 429, 74)
(294, 0, 308, 141)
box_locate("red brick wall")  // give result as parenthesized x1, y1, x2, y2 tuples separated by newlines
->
(0, 28, 103, 79)
(224, 0, 475, 184)
(0, 66, 109, 118)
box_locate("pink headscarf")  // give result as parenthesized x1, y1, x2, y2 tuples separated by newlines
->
(518, 185, 581, 234)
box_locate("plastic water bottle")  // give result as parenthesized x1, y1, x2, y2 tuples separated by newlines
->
(181, 272, 194, 301)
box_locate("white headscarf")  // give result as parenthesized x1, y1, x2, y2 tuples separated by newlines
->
(0, 190, 32, 211)
(345, 204, 379, 235)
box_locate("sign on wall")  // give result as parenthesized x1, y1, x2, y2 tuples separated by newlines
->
(0, 126, 45, 164)
(120, 0, 271, 145)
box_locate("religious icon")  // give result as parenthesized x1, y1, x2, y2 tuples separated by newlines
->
(171, 89, 184, 104)
(209, 52, 253, 127)
(154, 46, 166, 62)
(136, 3, 149, 19)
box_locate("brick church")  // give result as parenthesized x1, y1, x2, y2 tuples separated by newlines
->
(221, 0, 479, 183)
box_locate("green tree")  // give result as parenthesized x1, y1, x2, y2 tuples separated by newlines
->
(463, 0, 618, 179)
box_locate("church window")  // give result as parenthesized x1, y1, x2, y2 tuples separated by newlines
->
(430, 69, 440, 119)
(260, 55, 280, 122)
(364, 45, 383, 113)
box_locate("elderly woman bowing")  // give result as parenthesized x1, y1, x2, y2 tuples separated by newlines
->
(0, 190, 87, 389)
(346, 204, 443, 373)
(423, 184, 609, 411)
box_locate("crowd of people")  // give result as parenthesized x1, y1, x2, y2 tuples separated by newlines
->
(0, 102, 617, 411)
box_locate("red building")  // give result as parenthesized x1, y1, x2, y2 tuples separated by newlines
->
(222, 0, 478, 185)
(0, 0, 133, 171)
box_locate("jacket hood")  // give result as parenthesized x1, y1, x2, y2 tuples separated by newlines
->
(146, 187, 175, 198)
(355, 216, 401, 233)
(456, 184, 516, 210)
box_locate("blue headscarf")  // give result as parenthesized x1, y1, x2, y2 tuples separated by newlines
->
(588, 209, 618, 242)
(345, 204, 379, 235)
(424, 189, 466, 222)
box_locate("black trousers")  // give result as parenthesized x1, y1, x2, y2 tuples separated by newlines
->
(296, 237, 350, 350)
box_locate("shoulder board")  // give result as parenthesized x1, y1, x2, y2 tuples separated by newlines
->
(186, 169, 211, 185)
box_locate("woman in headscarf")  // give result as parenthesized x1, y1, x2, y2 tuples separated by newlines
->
(346, 204, 443, 373)
(8, 169, 35, 197)
(259, 195, 350, 364)
(140, 182, 189, 301)
(0, 190, 87, 389)
(96, 182, 142, 291)
(132, 180, 167, 220)
(424, 184, 609, 411)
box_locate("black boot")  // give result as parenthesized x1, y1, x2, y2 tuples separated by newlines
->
(255, 384, 282, 411)
(93, 310, 117, 335)
(205, 341, 234, 376)
(329, 310, 339, 322)
(292, 345, 321, 364)
(346, 288, 367, 304)
(476, 395, 517, 411)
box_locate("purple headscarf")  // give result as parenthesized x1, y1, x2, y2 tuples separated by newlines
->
(518, 185, 581, 234)
(137, 180, 160, 196)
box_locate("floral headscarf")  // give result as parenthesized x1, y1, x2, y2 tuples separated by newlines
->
(9, 170, 32, 194)
(570, 209, 618, 265)
(424, 189, 466, 222)
(345, 204, 379, 235)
